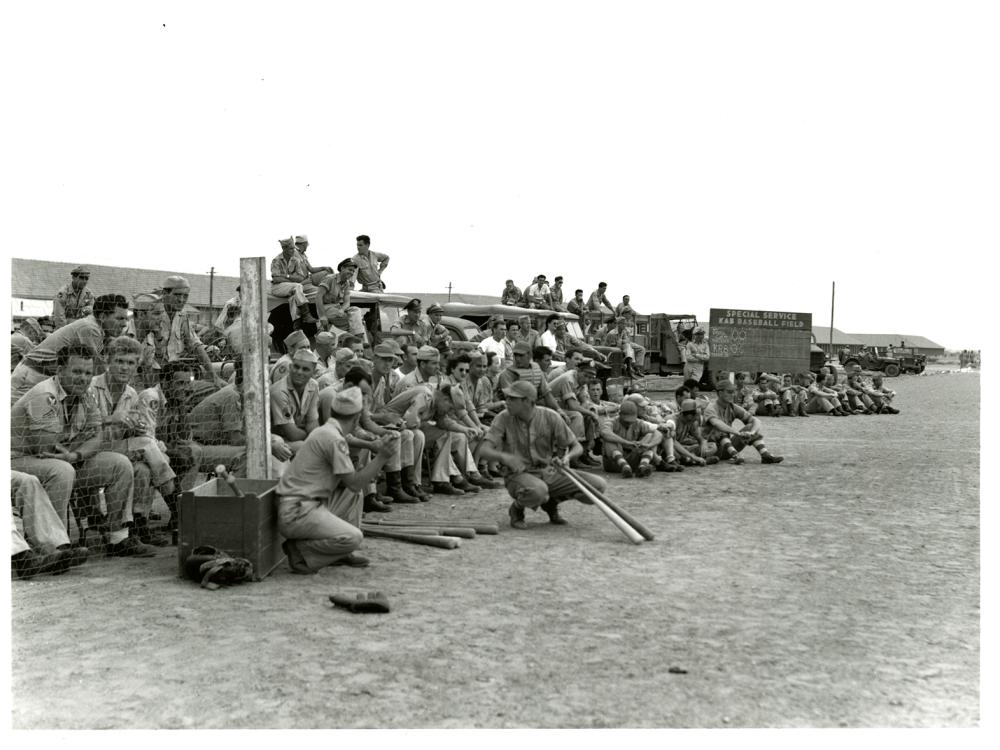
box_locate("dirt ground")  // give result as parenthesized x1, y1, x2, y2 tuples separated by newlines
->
(11, 369, 980, 728)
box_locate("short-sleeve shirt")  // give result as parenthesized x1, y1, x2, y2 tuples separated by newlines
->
(703, 398, 751, 429)
(318, 273, 353, 308)
(587, 290, 612, 311)
(21, 316, 105, 376)
(478, 336, 509, 367)
(165, 311, 203, 363)
(276, 420, 356, 500)
(547, 369, 586, 409)
(188, 384, 243, 445)
(52, 283, 95, 327)
(11, 376, 102, 456)
(270, 376, 319, 430)
(394, 367, 439, 397)
(90, 373, 140, 443)
(371, 370, 402, 411)
(607, 417, 656, 443)
(500, 286, 522, 305)
(389, 316, 433, 346)
(474, 373, 498, 410)
(351, 250, 389, 292)
(270, 354, 293, 384)
(485, 406, 578, 469)
(270, 251, 310, 283)
(498, 363, 551, 398)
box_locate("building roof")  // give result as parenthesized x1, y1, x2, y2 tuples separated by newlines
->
(394, 291, 498, 307)
(11, 258, 240, 308)
(811, 326, 866, 346)
(848, 333, 945, 350)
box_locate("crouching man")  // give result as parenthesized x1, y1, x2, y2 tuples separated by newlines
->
(479, 381, 606, 530)
(705, 380, 784, 465)
(275, 387, 399, 574)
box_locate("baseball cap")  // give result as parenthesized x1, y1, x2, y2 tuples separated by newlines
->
(71, 265, 90, 277)
(337, 257, 357, 271)
(502, 381, 538, 401)
(512, 341, 531, 355)
(680, 398, 698, 413)
(618, 401, 639, 420)
(416, 345, 440, 361)
(284, 330, 308, 348)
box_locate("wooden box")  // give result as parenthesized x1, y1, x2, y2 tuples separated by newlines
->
(177, 477, 285, 581)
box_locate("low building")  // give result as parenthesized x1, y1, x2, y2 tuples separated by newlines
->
(811, 326, 867, 357)
(848, 333, 945, 358)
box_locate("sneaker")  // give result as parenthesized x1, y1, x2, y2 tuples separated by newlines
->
(728, 455, 745, 465)
(508, 502, 528, 530)
(331, 553, 370, 568)
(619, 464, 633, 478)
(107, 536, 157, 558)
(761, 453, 784, 464)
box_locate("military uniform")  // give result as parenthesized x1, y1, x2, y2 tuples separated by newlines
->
(270, 250, 318, 319)
(51, 282, 95, 328)
(351, 249, 389, 292)
(187, 384, 247, 475)
(317, 272, 365, 335)
(10, 316, 105, 405)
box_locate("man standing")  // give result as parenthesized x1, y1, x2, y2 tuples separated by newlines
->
(11, 344, 154, 557)
(352, 234, 389, 292)
(480, 381, 607, 530)
(682, 326, 711, 387)
(11, 294, 130, 405)
(704, 380, 784, 465)
(270, 237, 319, 325)
(276, 387, 399, 573)
(52, 266, 96, 328)
(160, 276, 225, 388)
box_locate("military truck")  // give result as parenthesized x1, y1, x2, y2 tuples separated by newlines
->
(841, 346, 902, 377)
(887, 347, 926, 374)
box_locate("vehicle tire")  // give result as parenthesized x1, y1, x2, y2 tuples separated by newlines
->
(917, 364, 926, 374)
(843, 358, 859, 370)
(884, 364, 901, 377)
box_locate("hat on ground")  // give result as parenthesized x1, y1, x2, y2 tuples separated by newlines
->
(284, 330, 308, 348)
(315, 331, 337, 345)
(417, 345, 439, 361)
(404, 298, 422, 311)
(71, 266, 90, 277)
(618, 401, 639, 420)
(680, 398, 698, 413)
(331, 386, 363, 416)
(373, 342, 397, 358)
(163, 275, 191, 291)
(426, 303, 444, 315)
(512, 341, 531, 355)
(693, 326, 706, 335)
(502, 381, 538, 401)
(292, 349, 319, 364)
(335, 348, 358, 364)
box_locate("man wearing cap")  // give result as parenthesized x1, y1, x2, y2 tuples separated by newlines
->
(131, 293, 170, 388)
(271, 329, 312, 385)
(317, 258, 366, 337)
(11, 344, 155, 557)
(271, 349, 321, 454)
(351, 235, 389, 292)
(160, 276, 225, 387)
(394, 345, 442, 396)
(524, 275, 552, 309)
(51, 266, 96, 328)
(682, 326, 711, 386)
(598, 400, 661, 477)
(425, 303, 452, 349)
(389, 299, 433, 346)
(311, 330, 339, 378)
(11, 294, 130, 405)
(547, 361, 602, 467)
(498, 341, 563, 413)
(480, 381, 607, 529)
(478, 319, 511, 369)
(550, 276, 566, 311)
(292, 234, 334, 278)
(270, 237, 319, 325)
(671, 398, 720, 467)
(276, 386, 399, 573)
(11, 318, 44, 371)
(500, 279, 523, 306)
(318, 348, 359, 391)
(705, 380, 784, 465)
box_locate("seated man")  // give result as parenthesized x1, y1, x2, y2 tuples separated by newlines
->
(442, 355, 499, 487)
(316, 258, 366, 338)
(271, 349, 321, 454)
(425, 304, 453, 349)
(11, 471, 89, 579)
(480, 381, 607, 530)
(187, 360, 251, 476)
(498, 342, 563, 413)
(776, 373, 809, 417)
(671, 398, 720, 466)
(704, 380, 784, 465)
(275, 387, 399, 574)
(478, 319, 511, 369)
(11, 344, 153, 557)
(598, 400, 661, 477)
(749, 373, 783, 417)
(395, 345, 443, 396)
(547, 360, 602, 468)
(500, 279, 522, 306)
(389, 298, 433, 346)
(271, 330, 312, 384)
(10, 318, 44, 372)
(91, 335, 175, 546)
(270, 237, 319, 325)
(474, 351, 505, 422)
(805, 372, 849, 416)
(317, 348, 359, 391)
(733, 372, 754, 412)
(868, 374, 900, 414)
(523, 275, 552, 309)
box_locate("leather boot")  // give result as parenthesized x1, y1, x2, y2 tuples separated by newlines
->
(386, 471, 420, 503)
(133, 515, 171, 547)
(402, 465, 430, 500)
(363, 494, 391, 513)
(541, 499, 567, 525)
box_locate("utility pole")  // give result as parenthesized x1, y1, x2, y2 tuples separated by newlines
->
(447, 282, 452, 302)
(208, 266, 215, 312)
(829, 281, 835, 358)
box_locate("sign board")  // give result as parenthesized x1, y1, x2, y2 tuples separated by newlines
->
(708, 308, 812, 373)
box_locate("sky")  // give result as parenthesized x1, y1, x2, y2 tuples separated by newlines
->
(3, 1, 996, 351)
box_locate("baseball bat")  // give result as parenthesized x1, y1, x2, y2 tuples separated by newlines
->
(362, 527, 461, 549)
(361, 520, 478, 538)
(563, 466, 655, 541)
(365, 518, 498, 535)
(215, 465, 244, 497)
(557, 467, 643, 545)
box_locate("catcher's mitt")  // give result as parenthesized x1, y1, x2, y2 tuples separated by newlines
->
(183, 545, 254, 590)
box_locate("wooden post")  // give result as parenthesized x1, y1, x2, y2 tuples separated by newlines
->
(240, 257, 271, 479)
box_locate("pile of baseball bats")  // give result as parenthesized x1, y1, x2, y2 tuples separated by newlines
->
(360, 517, 499, 550)
(556, 465, 654, 545)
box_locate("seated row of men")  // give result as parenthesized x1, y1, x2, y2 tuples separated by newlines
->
(730, 368, 900, 417)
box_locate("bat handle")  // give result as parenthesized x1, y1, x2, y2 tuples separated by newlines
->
(215, 464, 244, 496)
